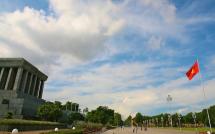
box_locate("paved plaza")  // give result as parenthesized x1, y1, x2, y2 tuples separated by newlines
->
(102, 127, 197, 134)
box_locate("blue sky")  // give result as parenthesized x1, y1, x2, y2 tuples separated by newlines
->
(0, 0, 215, 118)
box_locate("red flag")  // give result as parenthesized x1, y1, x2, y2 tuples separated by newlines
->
(186, 61, 200, 80)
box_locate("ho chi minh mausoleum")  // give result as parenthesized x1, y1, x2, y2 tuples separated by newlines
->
(0, 58, 48, 118)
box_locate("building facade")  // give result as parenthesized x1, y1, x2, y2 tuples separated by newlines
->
(0, 58, 48, 118)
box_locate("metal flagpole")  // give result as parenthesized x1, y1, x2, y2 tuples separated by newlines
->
(197, 59, 212, 133)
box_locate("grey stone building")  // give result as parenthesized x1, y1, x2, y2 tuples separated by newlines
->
(60, 103, 80, 122)
(0, 58, 48, 118)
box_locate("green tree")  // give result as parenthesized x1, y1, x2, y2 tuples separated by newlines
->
(63, 101, 72, 110)
(183, 112, 193, 124)
(135, 112, 143, 126)
(172, 113, 181, 127)
(114, 113, 122, 126)
(97, 106, 114, 125)
(54, 101, 62, 109)
(196, 112, 203, 124)
(202, 109, 208, 126)
(124, 115, 132, 126)
(68, 112, 85, 124)
(86, 110, 97, 122)
(86, 106, 114, 125)
(83, 107, 89, 115)
(37, 102, 62, 121)
(162, 113, 169, 127)
(5, 112, 13, 119)
(209, 105, 215, 127)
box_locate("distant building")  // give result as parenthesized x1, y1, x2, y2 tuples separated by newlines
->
(62, 102, 79, 113)
(0, 58, 48, 118)
(59, 102, 80, 122)
(71, 103, 79, 112)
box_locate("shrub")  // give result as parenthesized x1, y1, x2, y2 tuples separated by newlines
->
(0, 119, 63, 126)
(5, 112, 13, 119)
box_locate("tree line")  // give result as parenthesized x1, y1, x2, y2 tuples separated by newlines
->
(37, 102, 123, 126)
(85, 106, 123, 126)
(37, 101, 215, 128)
(37, 101, 86, 124)
(124, 105, 215, 128)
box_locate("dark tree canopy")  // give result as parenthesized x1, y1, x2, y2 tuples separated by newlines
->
(124, 115, 132, 126)
(68, 112, 85, 124)
(134, 112, 143, 125)
(37, 102, 62, 121)
(114, 113, 123, 126)
(86, 106, 114, 125)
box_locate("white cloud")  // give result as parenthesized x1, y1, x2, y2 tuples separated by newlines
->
(177, 107, 189, 114)
(0, 1, 124, 70)
(1, 0, 215, 119)
(43, 60, 215, 118)
(140, 0, 176, 23)
(0, 43, 12, 56)
(147, 36, 164, 50)
(0, 0, 207, 69)
(122, 0, 184, 40)
(44, 73, 215, 118)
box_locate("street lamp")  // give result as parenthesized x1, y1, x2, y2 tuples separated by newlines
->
(168, 114, 172, 127)
(152, 118, 154, 127)
(192, 112, 198, 134)
(149, 119, 150, 127)
(177, 113, 182, 131)
(161, 117, 164, 128)
(167, 95, 173, 127)
(156, 118, 158, 128)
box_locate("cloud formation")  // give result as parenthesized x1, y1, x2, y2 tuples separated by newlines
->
(0, 0, 124, 69)
(0, 0, 215, 118)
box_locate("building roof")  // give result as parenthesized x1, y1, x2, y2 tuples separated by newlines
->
(0, 58, 48, 80)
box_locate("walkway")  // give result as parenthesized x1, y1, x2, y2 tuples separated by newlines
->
(102, 127, 197, 134)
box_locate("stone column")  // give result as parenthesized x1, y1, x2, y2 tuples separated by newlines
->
(5, 68, 13, 90)
(21, 71, 29, 93)
(27, 73, 33, 94)
(0, 68, 4, 84)
(13, 68, 23, 91)
(29, 75, 36, 95)
(0, 68, 5, 90)
(75, 104, 77, 112)
(32, 76, 37, 96)
(36, 80, 41, 98)
(76, 104, 79, 112)
(33, 77, 40, 97)
(39, 80, 44, 98)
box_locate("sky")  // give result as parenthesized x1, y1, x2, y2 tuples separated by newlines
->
(0, 0, 215, 119)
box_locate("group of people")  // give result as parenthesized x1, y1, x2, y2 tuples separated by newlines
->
(132, 119, 147, 133)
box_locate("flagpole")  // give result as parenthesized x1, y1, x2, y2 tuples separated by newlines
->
(197, 59, 212, 133)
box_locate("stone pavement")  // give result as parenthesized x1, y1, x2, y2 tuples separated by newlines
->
(102, 127, 197, 134)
